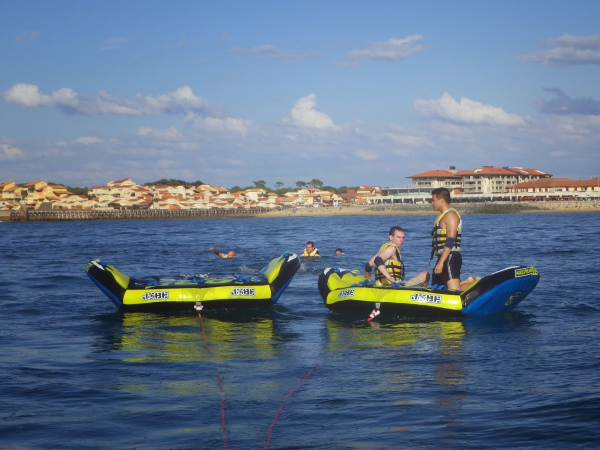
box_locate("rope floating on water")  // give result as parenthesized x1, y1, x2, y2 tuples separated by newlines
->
(198, 312, 228, 450)
(263, 323, 356, 449)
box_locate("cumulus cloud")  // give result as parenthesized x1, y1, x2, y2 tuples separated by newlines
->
(0, 143, 25, 161)
(285, 94, 339, 130)
(413, 93, 527, 126)
(517, 33, 600, 66)
(73, 136, 103, 145)
(3, 105, 599, 190)
(3, 84, 52, 108)
(541, 114, 600, 140)
(537, 88, 600, 115)
(187, 115, 252, 135)
(1, 84, 212, 116)
(229, 44, 303, 62)
(344, 35, 424, 66)
(15, 30, 39, 42)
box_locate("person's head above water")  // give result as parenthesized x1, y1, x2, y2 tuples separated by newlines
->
(209, 247, 236, 258)
(335, 248, 344, 254)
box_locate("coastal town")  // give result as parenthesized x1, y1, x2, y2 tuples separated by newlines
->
(1, 166, 599, 218)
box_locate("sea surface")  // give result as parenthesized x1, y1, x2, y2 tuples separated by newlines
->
(1, 212, 599, 449)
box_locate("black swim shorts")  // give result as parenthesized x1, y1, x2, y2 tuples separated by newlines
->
(431, 252, 462, 286)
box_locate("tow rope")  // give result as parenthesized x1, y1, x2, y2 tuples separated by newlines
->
(263, 323, 356, 449)
(196, 302, 356, 450)
(197, 307, 228, 450)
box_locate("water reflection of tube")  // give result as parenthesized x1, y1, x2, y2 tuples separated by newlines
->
(433, 321, 467, 443)
(114, 311, 276, 363)
(325, 318, 467, 435)
(325, 318, 465, 350)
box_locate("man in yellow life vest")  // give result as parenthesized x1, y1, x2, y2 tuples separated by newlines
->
(430, 188, 477, 290)
(364, 226, 429, 287)
(302, 241, 320, 257)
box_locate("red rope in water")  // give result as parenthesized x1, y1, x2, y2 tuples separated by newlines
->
(198, 312, 228, 450)
(263, 323, 357, 450)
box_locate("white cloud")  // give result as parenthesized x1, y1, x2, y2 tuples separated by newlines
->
(344, 35, 424, 66)
(138, 126, 183, 140)
(0, 143, 25, 161)
(285, 94, 339, 130)
(3, 84, 52, 108)
(382, 132, 433, 147)
(2, 91, 598, 189)
(413, 93, 527, 126)
(355, 150, 378, 160)
(540, 114, 600, 141)
(1, 84, 212, 116)
(73, 136, 103, 145)
(190, 116, 252, 134)
(517, 33, 600, 66)
(15, 30, 39, 42)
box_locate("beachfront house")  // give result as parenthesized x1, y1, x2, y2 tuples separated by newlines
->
(509, 177, 600, 201)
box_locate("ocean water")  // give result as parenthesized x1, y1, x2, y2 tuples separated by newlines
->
(1, 212, 599, 449)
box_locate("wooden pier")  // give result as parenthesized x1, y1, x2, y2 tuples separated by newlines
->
(7, 208, 271, 223)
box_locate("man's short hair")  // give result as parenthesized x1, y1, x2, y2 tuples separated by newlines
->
(306, 241, 315, 246)
(388, 226, 404, 237)
(432, 187, 451, 203)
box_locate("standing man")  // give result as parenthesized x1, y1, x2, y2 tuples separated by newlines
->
(430, 187, 464, 290)
(365, 226, 429, 287)
(302, 241, 320, 257)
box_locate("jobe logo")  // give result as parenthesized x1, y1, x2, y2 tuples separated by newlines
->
(337, 289, 355, 298)
(410, 293, 442, 304)
(230, 288, 256, 297)
(142, 291, 169, 301)
(515, 267, 538, 277)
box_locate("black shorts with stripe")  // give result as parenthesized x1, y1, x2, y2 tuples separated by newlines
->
(431, 252, 462, 285)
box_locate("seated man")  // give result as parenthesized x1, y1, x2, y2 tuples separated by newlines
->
(302, 241, 320, 257)
(365, 226, 429, 287)
(209, 247, 236, 259)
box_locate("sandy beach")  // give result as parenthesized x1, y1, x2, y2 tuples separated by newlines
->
(2, 202, 597, 223)
(256, 202, 600, 218)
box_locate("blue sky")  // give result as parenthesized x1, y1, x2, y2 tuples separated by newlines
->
(1, 0, 599, 189)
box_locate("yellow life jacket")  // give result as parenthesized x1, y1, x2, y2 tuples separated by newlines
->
(303, 248, 319, 257)
(375, 242, 405, 286)
(431, 208, 462, 259)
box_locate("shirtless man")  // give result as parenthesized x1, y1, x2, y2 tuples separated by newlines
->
(209, 247, 236, 258)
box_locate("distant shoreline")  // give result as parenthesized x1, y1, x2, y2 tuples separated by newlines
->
(256, 203, 600, 218)
(2, 201, 598, 222)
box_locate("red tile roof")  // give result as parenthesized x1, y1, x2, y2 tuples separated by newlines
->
(409, 167, 551, 178)
(407, 170, 461, 178)
(512, 178, 600, 189)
